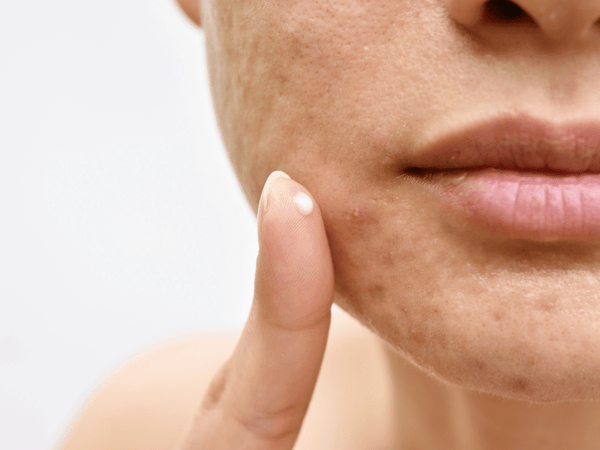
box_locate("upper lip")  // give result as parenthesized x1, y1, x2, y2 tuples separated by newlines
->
(405, 115, 600, 174)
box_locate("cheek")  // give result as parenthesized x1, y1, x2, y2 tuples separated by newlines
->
(318, 185, 451, 344)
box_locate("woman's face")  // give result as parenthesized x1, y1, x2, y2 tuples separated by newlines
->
(200, 0, 600, 402)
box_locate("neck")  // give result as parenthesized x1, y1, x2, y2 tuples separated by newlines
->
(382, 344, 600, 450)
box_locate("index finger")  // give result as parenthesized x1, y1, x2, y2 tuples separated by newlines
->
(177, 171, 335, 449)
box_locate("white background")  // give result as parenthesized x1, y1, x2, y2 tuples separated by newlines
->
(0, 1, 260, 448)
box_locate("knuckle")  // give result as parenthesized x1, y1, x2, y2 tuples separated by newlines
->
(201, 359, 231, 412)
(229, 401, 306, 443)
(258, 297, 331, 334)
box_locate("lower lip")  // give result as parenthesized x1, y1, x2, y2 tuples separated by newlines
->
(422, 169, 600, 241)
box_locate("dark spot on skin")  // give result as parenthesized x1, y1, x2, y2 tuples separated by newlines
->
(382, 251, 394, 266)
(328, 236, 361, 273)
(474, 359, 486, 371)
(436, 333, 449, 350)
(508, 377, 529, 392)
(409, 323, 425, 344)
(493, 311, 504, 321)
(534, 297, 557, 313)
(367, 283, 385, 300)
(525, 355, 536, 367)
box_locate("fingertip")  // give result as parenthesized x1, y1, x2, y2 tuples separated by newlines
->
(262, 171, 291, 210)
(259, 173, 321, 247)
(254, 173, 334, 330)
(293, 192, 313, 215)
(257, 171, 291, 235)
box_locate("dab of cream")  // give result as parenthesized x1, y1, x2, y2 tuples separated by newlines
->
(294, 192, 313, 215)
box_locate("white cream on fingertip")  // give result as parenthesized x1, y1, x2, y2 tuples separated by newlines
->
(294, 192, 313, 215)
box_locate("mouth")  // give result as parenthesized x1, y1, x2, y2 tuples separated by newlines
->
(402, 115, 600, 242)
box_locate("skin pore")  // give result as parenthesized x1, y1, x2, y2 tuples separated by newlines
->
(189, 0, 600, 448)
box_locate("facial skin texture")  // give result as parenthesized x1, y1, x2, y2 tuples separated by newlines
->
(198, 0, 600, 403)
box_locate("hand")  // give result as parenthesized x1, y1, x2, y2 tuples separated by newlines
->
(176, 171, 335, 449)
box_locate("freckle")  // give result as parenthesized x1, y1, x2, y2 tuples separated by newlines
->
(509, 377, 529, 392)
(409, 324, 425, 344)
(535, 297, 556, 313)
(368, 283, 385, 300)
(473, 359, 486, 371)
(382, 251, 394, 266)
(525, 356, 536, 367)
(493, 311, 504, 321)
(437, 333, 449, 349)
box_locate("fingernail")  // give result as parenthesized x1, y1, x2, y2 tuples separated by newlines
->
(260, 171, 291, 213)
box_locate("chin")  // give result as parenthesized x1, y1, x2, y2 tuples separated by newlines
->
(334, 282, 600, 403)
(321, 182, 600, 404)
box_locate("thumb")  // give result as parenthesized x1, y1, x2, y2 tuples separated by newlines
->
(179, 170, 335, 449)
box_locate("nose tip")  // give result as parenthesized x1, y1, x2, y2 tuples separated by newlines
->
(445, 0, 600, 42)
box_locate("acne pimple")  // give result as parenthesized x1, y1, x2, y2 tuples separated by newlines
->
(409, 323, 425, 344)
(347, 201, 378, 225)
(382, 251, 394, 266)
(474, 359, 486, 371)
(534, 296, 557, 313)
(509, 377, 530, 393)
(367, 283, 385, 300)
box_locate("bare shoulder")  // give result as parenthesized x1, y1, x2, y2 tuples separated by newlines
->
(58, 332, 239, 450)
(57, 310, 392, 450)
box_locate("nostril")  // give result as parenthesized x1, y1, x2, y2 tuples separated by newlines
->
(482, 0, 534, 24)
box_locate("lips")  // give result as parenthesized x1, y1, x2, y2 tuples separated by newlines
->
(409, 116, 600, 174)
(403, 115, 600, 241)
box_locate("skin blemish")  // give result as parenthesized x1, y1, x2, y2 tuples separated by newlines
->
(468, 358, 487, 371)
(409, 323, 425, 344)
(342, 199, 382, 241)
(534, 296, 557, 313)
(382, 251, 394, 267)
(508, 377, 530, 393)
(525, 355, 536, 367)
(367, 283, 386, 300)
(349, 205, 377, 226)
(347, 198, 380, 224)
